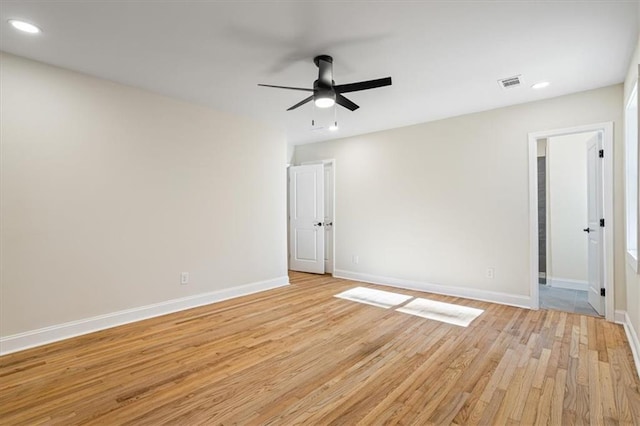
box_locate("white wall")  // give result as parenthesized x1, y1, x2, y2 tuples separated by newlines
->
(623, 34, 640, 359)
(547, 133, 593, 286)
(295, 85, 623, 307)
(0, 53, 288, 339)
(287, 143, 296, 165)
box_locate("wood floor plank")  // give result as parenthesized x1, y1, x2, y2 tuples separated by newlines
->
(589, 349, 604, 424)
(534, 376, 555, 426)
(599, 359, 618, 423)
(1, 271, 639, 425)
(507, 357, 539, 422)
(520, 386, 541, 425)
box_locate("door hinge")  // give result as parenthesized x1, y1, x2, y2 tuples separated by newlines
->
(600, 218, 605, 227)
(600, 288, 606, 297)
(598, 149, 604, 158)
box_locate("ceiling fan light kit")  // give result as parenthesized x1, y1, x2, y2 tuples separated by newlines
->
(258, 55, 392, 115)
(314, 93, 335, 108)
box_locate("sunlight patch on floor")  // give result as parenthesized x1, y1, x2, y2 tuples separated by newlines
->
(334, 286, 413, 309)
(397, 297, 484, 327)
(334, 287, 484, 327)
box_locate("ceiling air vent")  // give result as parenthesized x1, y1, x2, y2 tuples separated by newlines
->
(498, 75, 522, 89)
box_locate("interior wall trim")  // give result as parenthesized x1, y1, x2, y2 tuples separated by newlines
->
(0, 276, 290, 356)
(333, 269, 531, 309)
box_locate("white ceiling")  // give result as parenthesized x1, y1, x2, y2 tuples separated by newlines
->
(0, 1, 638, 145)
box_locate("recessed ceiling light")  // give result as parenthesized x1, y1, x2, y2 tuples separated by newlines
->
(8, 19, 41, 34)
(531, 81, 550, 90)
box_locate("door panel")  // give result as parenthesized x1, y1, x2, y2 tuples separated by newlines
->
(294, 229, 318, 261)
(586, 134, 604, 315)
(289, 165, 325, 274)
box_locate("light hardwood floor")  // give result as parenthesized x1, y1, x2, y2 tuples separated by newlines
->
(1, 271, 640, 425)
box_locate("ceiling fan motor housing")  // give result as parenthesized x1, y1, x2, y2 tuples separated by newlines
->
(313, 55, 336, 105)
(313, 79, 336, 104)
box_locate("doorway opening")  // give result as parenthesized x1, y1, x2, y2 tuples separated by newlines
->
(528, 123, 614, 321)
(536, 133, 599, 316)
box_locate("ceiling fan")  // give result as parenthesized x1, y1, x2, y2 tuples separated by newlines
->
(258, 55, 392, 111)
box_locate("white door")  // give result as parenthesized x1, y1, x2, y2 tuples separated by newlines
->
(324, 163, 334, 273)
(586, 133, 604, 315)
(289, 165, 325, 274)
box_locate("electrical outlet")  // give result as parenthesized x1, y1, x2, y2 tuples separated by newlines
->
(180, 272, 189, 285)
(352, 255, 359, 264)
(486, 267, 495, 279)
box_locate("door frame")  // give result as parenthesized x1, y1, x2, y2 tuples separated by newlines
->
(528, 122, 614, 321)
(300, 159, 336, 275)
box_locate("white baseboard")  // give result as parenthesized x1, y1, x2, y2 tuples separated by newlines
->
(333, 269, 531, 310)
(615, 310, 627, 324)
(0, 276, 289, 356)
(548, 276, 588, 291)
(615, 310, 640, 379)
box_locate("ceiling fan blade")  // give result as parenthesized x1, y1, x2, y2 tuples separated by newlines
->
(334, 77, 392, 94)
(336, 94, 359, 111)
(287, 96, 313, 111)
(258, 84, 313, 92)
